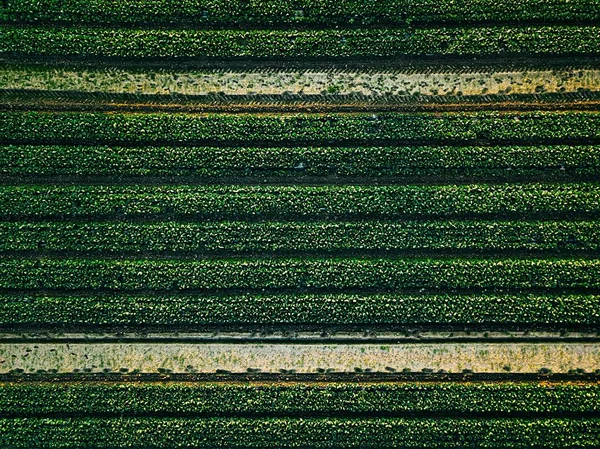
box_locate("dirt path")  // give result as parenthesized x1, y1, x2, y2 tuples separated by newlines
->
(2, 67, 598, 97)
(2, 341, 598, 374)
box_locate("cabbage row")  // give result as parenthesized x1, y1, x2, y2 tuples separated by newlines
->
(1, 382, 599, 415)
(1, 221, 598, 254)
(1, 417, 599, 448)
(3, 145, 598, 180)
(1, 292, 598, 326)
(3, 26, 599, 58)
(1, 184, 598, 220)
(2, 111, 598, 146)
(3, 0, 599, 26)
(1, 258, 599, 291)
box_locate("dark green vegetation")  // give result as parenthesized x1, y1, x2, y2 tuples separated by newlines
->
(1, 382, 598, 414)
(3, 111, 599, 145)
(1, 184, 598, 220)
(1, 111, 598, 331)
(2, 221, 598, 254)
(1, 111, 598, 333)
(1, 258, 599, 291)
(3, 0, 599, 26)
(2, 145, 598, 181)
(3, 26, 599, 58)
(1, 1, 600, 448)
(1, 292, 599, 326)
(1, 416, 599, 448)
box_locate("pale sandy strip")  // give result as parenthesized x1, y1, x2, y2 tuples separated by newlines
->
(1, 342, 598, 374)
(1, 68, 598, 97)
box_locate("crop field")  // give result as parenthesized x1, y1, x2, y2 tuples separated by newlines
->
(0, 0, 599, 447)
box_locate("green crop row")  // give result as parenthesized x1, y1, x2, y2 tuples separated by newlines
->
(1, 258, 599, 291)
(1, 221, 598, 254)
(2, 145, 599, 180)
(3, 0, 599, 26)
(1, 417, 599, 448)
(2, 26, 599, 58)
(1, 292, 598, 326)
(2, 111, 598, 146)
(1, 184, 598, 220)
(1, 382, 598, 415)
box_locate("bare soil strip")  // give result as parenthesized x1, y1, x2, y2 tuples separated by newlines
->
(2, 331, 598, 343)
(2, 67, 598, 98)
(1, 342, 598, 374)
(4, 56, 600, 71)
(4, 96, 600, 113)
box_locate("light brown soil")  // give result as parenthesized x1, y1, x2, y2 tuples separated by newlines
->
(2, 342, 598, 374)
(2, 67, 598, 97)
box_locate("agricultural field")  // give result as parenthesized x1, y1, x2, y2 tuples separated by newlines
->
(0, 0, 599, 447)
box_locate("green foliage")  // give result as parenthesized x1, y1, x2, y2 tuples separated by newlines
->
(1, 417, 599, 448)
(3, 0, 599, 26)
(1, 382, 599, 415)
(1, 221, 598, 253)
(2, 26, 599, 58)
(2, 145, 598, 181)
(2, 111, 598, 146)
(1, 184, 598, 220)
(0, 292, 598, 326)
(1, 258, 599, 291)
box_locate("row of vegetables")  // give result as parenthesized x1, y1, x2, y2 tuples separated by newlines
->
(1, 381, 599, 414)
(3, 0, 599, 26)
(1, 292, 598, 326)
(1, 184, 598, 220)
(3, 111, 599, 146)
(2, 144, 598, 180)
(2, 26, 599, 58)
(1, 417, 599, 448)
(1, 258, 599, 291)
(1, 220, 598, 254)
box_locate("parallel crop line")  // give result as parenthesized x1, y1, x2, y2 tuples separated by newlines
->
(1, 416, 600, 448)
(3, 0, 599, 27)
(1, 221, 597, 254)
(1, 382, 599, 415)
(2, 26, 600, 58)
(1, 292, 598, 326)
(1, 145, 598, 179)
(1, 258, 599, 291)
(1, 184, 598, 221)
(2, 111, 599, 147)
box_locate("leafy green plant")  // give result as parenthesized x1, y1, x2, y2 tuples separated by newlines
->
(3, 0, 599, 26)
(1, 292, 598, 326)
(1, 184, 598, 220)
(2, 26, 599, 58)
(2, 111, 598, 146)
(1, 416, 599, 448)
(2, 144, 597, 181)
(1, 220, 598, 253)
(1, 382, 599, 414)
(1, 258, 599, 291)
